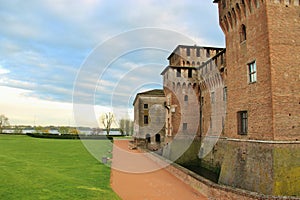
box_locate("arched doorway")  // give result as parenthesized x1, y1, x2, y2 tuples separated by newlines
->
(146, 134, 151, 143)
(155, 133, 161, 143)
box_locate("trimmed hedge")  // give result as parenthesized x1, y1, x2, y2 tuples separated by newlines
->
(26, 133, 120, 140)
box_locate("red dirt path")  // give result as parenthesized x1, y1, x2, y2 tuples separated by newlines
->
(110, 140, 207, 200)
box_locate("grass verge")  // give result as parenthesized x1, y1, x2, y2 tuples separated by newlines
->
(0, 134, 120, 200)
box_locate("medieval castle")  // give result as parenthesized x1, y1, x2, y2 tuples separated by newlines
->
(133, 0, 299, 197)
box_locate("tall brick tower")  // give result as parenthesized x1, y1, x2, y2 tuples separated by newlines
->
(210, 0, 300, 196)
(214, 0, 300, 140)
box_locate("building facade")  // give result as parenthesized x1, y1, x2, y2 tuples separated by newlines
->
(161, 45, 224, 143)
(133, 0, 299, 196)
(133, 89, 166, 146)
(202, 0, 300, 196)
(161, 0, 299, 196)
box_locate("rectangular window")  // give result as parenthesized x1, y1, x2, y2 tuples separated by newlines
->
(196, 48, 200, 57)
(248, 61, 257, 83)
(237, 111, 248, 135)
(187, 48, 190, 56)
(183, 123, 187, 131)
(176, 68, 181, 77)
(206, 49, 210, 57)
(188, 69, 192, 78)
(223, 87, 227, 102)
(144, 104, 148, 109)
(144, 115, 149, 125)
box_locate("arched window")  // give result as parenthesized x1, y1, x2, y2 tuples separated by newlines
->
(184, 95, 188, 102)
(186, 61, 190, 66)
(240, 24, 247, 42)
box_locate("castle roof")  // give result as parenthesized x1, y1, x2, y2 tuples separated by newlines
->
(132, 89, 165, 105)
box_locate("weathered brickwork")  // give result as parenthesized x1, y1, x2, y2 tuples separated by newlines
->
(208, 0, 300, 196)
(161, 45, 224, 143)
(215, 0, 300, 141)
(133, 89, 166, 144)
(134, 0, 300, 197)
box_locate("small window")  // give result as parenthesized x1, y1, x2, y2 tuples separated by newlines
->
(240, 24, 247, 42)
(223, 87, 227, 101)
(183, 123, 187, 131)
(188, 69, 192, 78)
(248, 61, 257, 83)
(176, 68, 181, 77)
(196, 48, 200, 57)
(237, 111, 248, 135)
(184, 95, 188, 102)
(144, 104, 148, 109)
(144, 115, 149, 125)
(187, 48, 190, 56)
(206, 49, 210, 57)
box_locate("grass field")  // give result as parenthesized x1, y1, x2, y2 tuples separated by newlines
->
(0, 134, 120, 200)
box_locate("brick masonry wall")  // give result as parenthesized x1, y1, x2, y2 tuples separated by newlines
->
(220, 0, 274, 140)
(266, 2, 300, 140)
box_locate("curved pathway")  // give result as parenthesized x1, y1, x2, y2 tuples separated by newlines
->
(110, 140, 207, 200)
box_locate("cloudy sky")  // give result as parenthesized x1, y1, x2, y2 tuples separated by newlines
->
(0, 0, 224, 127)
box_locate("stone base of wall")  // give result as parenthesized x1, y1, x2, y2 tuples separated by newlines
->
(144, 150, 300, 200)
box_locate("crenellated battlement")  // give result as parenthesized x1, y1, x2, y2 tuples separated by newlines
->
(216, 0, 299, 33)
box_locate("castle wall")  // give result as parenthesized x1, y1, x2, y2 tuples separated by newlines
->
(266, 2, 300, 140)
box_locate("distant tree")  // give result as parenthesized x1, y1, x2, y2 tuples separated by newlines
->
(69, 128, 79, 135)
(101, 112, 114, 135)
(14, 126, 23, 134)
(34, 126, 43, 134)
(0, 114, 10, 133)
(58, 126, 69, 135)
(118, 118, 134, 136)
(125, 119, 130, 136)
(130, 121, 134, 135)
(119, 119, 125, 135)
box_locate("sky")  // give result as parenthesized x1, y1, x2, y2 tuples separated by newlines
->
(0, 0, 225, 127)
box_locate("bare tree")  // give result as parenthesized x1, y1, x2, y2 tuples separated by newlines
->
(119, 119, 125, 135)
(101, 112, 114, 135)
(119, 118, 134, 136)
(0, 114, 9, 134)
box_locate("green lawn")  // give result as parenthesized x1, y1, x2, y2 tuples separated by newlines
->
(0, 135, 120, 200)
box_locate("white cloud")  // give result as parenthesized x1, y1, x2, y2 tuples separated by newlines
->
(0, 65, 10, 75)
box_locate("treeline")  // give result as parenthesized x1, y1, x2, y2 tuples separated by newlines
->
(25, 133, 123, 140)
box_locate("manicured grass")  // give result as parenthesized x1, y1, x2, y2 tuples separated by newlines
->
(0, 135, 120, 200)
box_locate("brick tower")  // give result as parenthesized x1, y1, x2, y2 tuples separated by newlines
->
(210, 0, 300, 196)
(214, 0, 300, 140)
